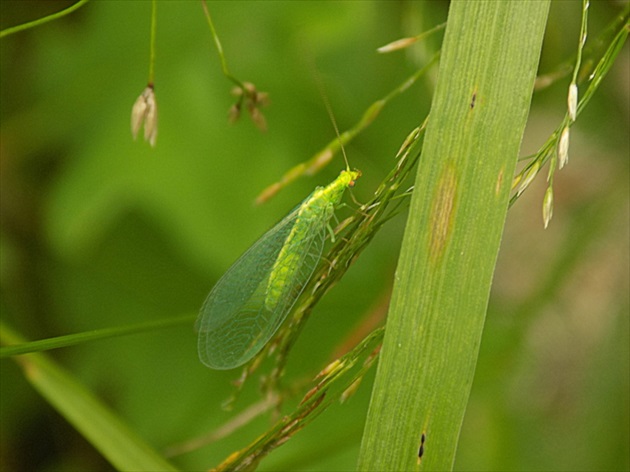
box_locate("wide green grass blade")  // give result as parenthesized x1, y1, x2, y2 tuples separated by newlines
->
(358, 1, 550, 471)
(0, 322, 178, 471)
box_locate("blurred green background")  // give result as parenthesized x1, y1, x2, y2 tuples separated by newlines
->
(1, 1, 628, 471)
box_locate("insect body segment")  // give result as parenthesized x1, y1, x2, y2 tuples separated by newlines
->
(197, 169, 360, 370)
(266, 169, 359, 310)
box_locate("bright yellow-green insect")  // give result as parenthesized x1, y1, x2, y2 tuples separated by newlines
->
(197, 169, 360, 370)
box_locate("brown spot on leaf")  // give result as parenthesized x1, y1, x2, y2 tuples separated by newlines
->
(496, 166, 505, 197)
(429, 164, 458, 263)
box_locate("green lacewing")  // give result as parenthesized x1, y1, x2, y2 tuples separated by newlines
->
(197, 169, 360, 370)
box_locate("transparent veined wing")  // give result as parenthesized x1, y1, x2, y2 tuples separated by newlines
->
(196, 200, 330, 370)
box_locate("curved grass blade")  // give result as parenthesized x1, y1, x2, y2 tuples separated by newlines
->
(197, 170, 360, 370)
(0, 322, 178, 471)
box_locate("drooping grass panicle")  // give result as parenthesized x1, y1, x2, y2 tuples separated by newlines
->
(510, 3, 628, 223)
(209, 114, 425, 469)
(377, 21, 446, 54)
(534, 3, 626, 92)
(210, 327, 384, 471)
(130, 0, 158, 147)
(255, 51, 440, 204)
(227, 120, 427, 396)
(201, 0, 268, 130)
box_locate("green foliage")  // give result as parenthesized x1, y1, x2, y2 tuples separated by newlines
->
(359, 2, 550, 470)
(0, 322, 178, 471)
(0, 2, 628, 471)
